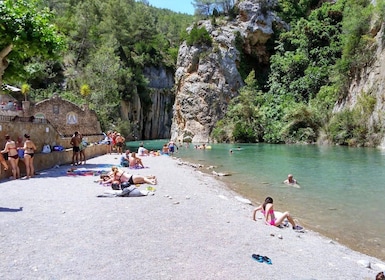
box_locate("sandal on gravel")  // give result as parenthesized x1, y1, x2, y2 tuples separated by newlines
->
(252, 254, 264, 263)
(263, 256, 272, 265)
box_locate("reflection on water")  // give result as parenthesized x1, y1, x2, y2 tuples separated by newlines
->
(127, 140, 385, 261)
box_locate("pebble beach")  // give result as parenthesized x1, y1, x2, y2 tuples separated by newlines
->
(0, 154, 384, 280)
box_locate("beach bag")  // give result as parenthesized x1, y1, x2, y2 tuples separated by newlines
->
(18, 149, 24, 159)
(120, 184, 136, 197)
(111, 182, 121, 190)
(53, 145, 65, 152)
(120, 181, 131, 190)
(3, 152, 8, 160)
(42, 144, 51, 154)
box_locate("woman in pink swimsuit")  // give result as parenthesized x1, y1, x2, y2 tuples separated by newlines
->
(252, 196, 303, 230)
(2, 134, 20, 179)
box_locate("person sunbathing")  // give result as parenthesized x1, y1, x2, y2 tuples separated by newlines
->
(104, 166, 157, 185)
(96, 173, 113, 184)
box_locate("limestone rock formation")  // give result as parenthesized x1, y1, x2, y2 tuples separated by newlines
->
(121, 66, 174, 140)
(171, 0, 287, 143)
(333, 23, 385, 148)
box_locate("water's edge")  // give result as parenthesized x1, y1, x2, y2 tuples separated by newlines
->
(173, 156, 384, 262)
(126, 140, 385, 262)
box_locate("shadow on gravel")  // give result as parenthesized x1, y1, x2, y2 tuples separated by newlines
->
(34, 163, 116, 179)
(0, 207, 23, 212)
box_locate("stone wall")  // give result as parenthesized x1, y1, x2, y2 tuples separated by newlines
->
(27, 93, 102, 136)
(0, 121, 103, 152)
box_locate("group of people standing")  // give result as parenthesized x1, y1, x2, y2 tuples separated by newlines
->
(1, 133, 37, 179)
(161, 140, 178, 155)
(104, 131, 126, 155)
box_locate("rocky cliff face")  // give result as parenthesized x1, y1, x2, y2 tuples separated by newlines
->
(170, 0, 287, 143)
(121, 66, 174, 140)
(333, 23, 385, 148)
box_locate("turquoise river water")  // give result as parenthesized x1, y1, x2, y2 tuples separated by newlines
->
(126, 140, 385, 261)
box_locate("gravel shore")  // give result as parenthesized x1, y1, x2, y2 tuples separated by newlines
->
(0, 154, 384, 280)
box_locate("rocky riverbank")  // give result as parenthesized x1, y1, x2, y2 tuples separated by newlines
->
(0, 154, 384, 279)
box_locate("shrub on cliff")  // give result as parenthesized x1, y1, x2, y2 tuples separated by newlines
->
(186, 24, 213, 47)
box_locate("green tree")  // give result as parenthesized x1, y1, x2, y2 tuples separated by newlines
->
(192, 0, 216, 16)
(212, 71, 264, 143)
(83, 40, 123, 129)
(186, 24, 212, 46)
(21, 83, 30, 101)
(0, 0, 64, 89)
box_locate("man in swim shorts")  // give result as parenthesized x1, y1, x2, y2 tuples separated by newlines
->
(70, 131, 81, 165)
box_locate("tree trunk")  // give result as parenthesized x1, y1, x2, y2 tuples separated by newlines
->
(0, 44, 14, 93)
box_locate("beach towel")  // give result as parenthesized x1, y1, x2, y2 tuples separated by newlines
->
(66, 168, 109, 176)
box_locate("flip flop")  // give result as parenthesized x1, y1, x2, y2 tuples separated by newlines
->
(252, 254, 264, 263)
(263, 256, 272, 265)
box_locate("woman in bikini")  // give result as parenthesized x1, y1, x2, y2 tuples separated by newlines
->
(104, 166, 157, 185)
(252, 196, 303, 230)
(2, 134, 20, 179)
(23, 134, 37, 179)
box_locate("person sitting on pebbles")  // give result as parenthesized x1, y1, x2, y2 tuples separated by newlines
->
(103, 166, 157, 185)
(252, 196, 303, 231)
(129, 152, 145, 169)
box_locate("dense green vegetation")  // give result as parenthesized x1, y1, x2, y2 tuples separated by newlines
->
(2, 0, 385, 146)
(213, 0, 385, 146)
(0, 0, 64, 86)
(1, 0, 194, 132)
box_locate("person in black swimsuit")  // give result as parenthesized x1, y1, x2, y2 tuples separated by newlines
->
(70, 131, 81, 165)
(104, 167, 157, 185)
(1, 134, 20, 179)
(23, 134, 37, 179)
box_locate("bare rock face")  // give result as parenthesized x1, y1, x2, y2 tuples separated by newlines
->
(122, 66, 174, 140)
(333, 23, 385, 147)
(171, 0, 287, 143)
